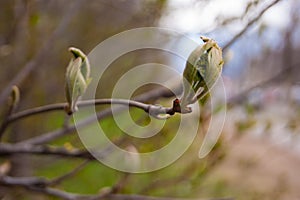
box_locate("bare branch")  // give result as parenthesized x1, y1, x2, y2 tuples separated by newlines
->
(223, 0, 283, 51)
(8, 98, 177, 124)
(103, 194, 234, 200)
(48, 160, 90, 186)
(6, 98, 177, 145)
(17, 123, 77, 145)
(13, 85, 178, 145)
(227, 62, 299, 106)
(16, 108, 111, 146)
(0, 175, 234, 200)
(0, 175, 80, 200)
(0, 175, 48, 186)
(0, 143, 94, 159)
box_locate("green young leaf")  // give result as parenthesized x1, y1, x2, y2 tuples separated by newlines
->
(69, 47, 91, 81)
(180, 36, 224, 109)
(65, 47, 91, 115)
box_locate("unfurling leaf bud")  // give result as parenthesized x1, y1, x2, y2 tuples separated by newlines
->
(180, 36, 224, 111)
(65, 47, 91, 115)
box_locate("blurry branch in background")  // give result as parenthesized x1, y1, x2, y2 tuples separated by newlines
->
(223, 0, 283, 51)
(0, 174, 236, 200)
(0, 144, 225, 197)
(227, 61, 300, 106)
(48, 160, 90, 186)
(140, 162, 201, 194)
(0, 176, 78, 200)
(217, 0, 259, 27)
(0, 0, 83, 105)
(0, 137, 232, 200)
(0, 143, 94, 159)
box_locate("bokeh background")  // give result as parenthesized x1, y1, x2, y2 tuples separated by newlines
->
(0, 0, 300, 199)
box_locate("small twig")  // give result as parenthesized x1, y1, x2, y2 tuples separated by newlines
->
(7, 98, 181, 124)
(140, 162, 199, 194)
(16, 108, 111, 146)
(12, 83, 178, 146)
(0, 175, 235, 200)
(95, 173, 130, 198)
(0, 175, 80, 200)
(0, 138, 122, 162)
(0, 104, 15, 140)
(0, 143, 94, 159)
(101, 194, 234, 200)
(15, 101, 180, 146)
(48, 160, 90, 186)
(5, 98, 179, 145)
(110, 173, 130, 194)
(0, 175, 49, 187)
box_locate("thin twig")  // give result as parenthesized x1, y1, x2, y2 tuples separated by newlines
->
(14, 86, 178, 146)
(0, 175, 234, 200)
(0, 175, 48, 186)
(48, 160, 90, 186)
(223, 0, 283, 51)
(16, 108, 110, 146)
(4, 98, 180, 145)
(0, 143, 94, 159)
(0, 103, 15, 139)
(7, 98, 177, 124)
(1, 136, 122, 162)
(103, 194, 234, 200)
(110, 173, 130, 194)
(0, 175, 79, 200)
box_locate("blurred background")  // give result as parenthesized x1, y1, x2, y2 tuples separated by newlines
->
(0, 0, 300, 199)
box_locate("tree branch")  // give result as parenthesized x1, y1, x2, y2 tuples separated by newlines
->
(7, 98, 180, 124)
(48, 160, 90, 186)
(0, 175, 81, 200)
(223, 0, 283, 51)
(0, 143, 94, 159)
(0, 175, 234, 200)
(227, 62, 299, 106)
(103, 194, 234, 200)
(11, 85, 178, 146)
(16, 107, 112, 146)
